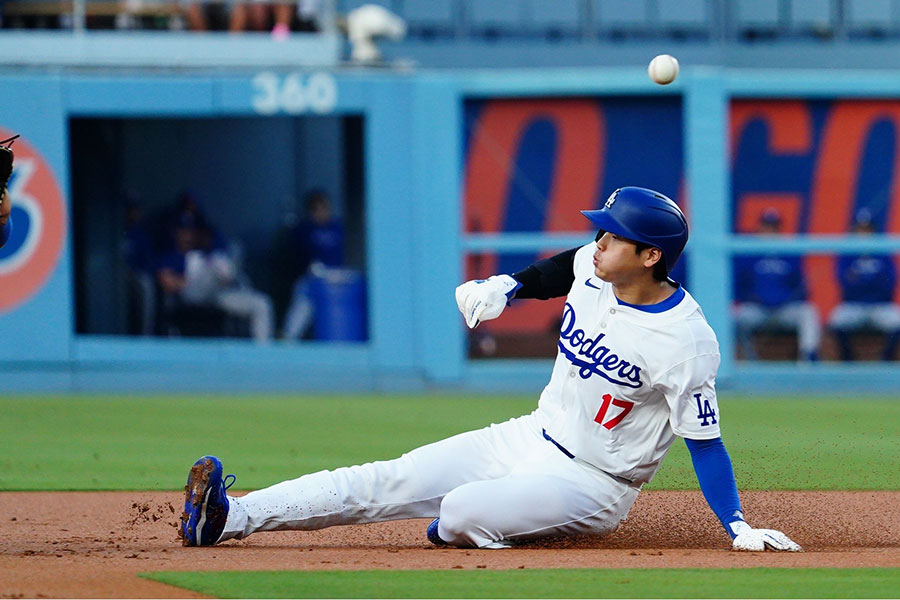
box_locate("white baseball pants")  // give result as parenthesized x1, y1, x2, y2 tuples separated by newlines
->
(734, 301, 822, 358)
(828, 302, 900, 332)
(220, 411, 640, 548)
(215, 288, 274, 342)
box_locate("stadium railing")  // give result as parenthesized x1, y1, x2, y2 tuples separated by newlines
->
(2, 0, 897, 42)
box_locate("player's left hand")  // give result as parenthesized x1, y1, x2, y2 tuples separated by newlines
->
(455, 274, 521, 329)
(731, 521, 802, 552)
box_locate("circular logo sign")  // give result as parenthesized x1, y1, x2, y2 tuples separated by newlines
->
(0, 129, 67, 313)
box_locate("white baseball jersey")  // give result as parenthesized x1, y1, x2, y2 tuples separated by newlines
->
(536, 243, 721, 484)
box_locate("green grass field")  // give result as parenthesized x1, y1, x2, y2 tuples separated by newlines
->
(4, 393, 898, 598)
(142, 568, 900, 598)
(1, 393, 898, 491)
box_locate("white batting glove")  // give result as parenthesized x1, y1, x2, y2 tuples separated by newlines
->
(730, 521, 802, 552)
(455, 275, 521, 329)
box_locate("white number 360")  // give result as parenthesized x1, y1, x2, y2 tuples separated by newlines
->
(251, 72, 338, 115)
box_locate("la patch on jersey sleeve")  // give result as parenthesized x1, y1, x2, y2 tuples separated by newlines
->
(657, 353, 722, 440)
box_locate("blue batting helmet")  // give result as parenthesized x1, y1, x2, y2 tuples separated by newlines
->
(581, 187, 688, 272)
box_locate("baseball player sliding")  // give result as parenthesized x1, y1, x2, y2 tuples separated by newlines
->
(181, 186, 801, 552)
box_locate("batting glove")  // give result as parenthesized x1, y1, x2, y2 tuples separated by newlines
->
(455, 274, 522, 329)
(730, 521, 803, 552)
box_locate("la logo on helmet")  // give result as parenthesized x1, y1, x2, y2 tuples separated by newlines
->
(0, 128, 67, 314)
(605, 190, 618, 209)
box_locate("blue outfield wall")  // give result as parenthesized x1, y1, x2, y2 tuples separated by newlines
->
(4, 65, 900, 394)
(0, 69, 463, 392)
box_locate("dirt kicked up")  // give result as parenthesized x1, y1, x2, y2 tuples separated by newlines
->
(1, 490, 898, 598)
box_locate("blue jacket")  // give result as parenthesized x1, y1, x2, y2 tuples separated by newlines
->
(293, 219, 345, 273)
(734, 254, 807, 307)
(838, 254, 896, 303)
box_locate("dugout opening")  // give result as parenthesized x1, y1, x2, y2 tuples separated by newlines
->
(69, 115, 367, 343)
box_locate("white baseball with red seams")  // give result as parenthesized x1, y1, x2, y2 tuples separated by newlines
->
(649, 54, 679, 85)
(217, 242, 723, 549)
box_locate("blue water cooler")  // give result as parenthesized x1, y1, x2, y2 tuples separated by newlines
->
(309, 268, 367, 341)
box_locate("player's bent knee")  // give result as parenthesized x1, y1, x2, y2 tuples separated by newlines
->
(438, 491, 495, 548)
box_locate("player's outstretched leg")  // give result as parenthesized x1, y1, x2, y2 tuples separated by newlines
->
(180, 455, 236, 546)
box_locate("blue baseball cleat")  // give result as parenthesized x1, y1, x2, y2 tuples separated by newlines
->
(426, 517, 446, 546)
(180, 455, 235, 547)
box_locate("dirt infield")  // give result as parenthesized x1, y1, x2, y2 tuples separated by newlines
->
(2, 490, 898, 598)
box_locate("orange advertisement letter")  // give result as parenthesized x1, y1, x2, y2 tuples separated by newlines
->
(810, 101, 900, 315)
(463, 99, 604, 333)
(730, 100, 811, 234)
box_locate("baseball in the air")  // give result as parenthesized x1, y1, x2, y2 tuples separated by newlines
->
(648, 54, 679, 85)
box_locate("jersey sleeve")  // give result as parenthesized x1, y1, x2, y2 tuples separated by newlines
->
(655, 352, 722, 440)
(512, 246, 579, 300)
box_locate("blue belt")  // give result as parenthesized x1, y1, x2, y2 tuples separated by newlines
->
(542, 428, 575, 459)
(542, 429, 638, 487)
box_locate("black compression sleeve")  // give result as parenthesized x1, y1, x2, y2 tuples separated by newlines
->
(511, 247, 579, 300)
